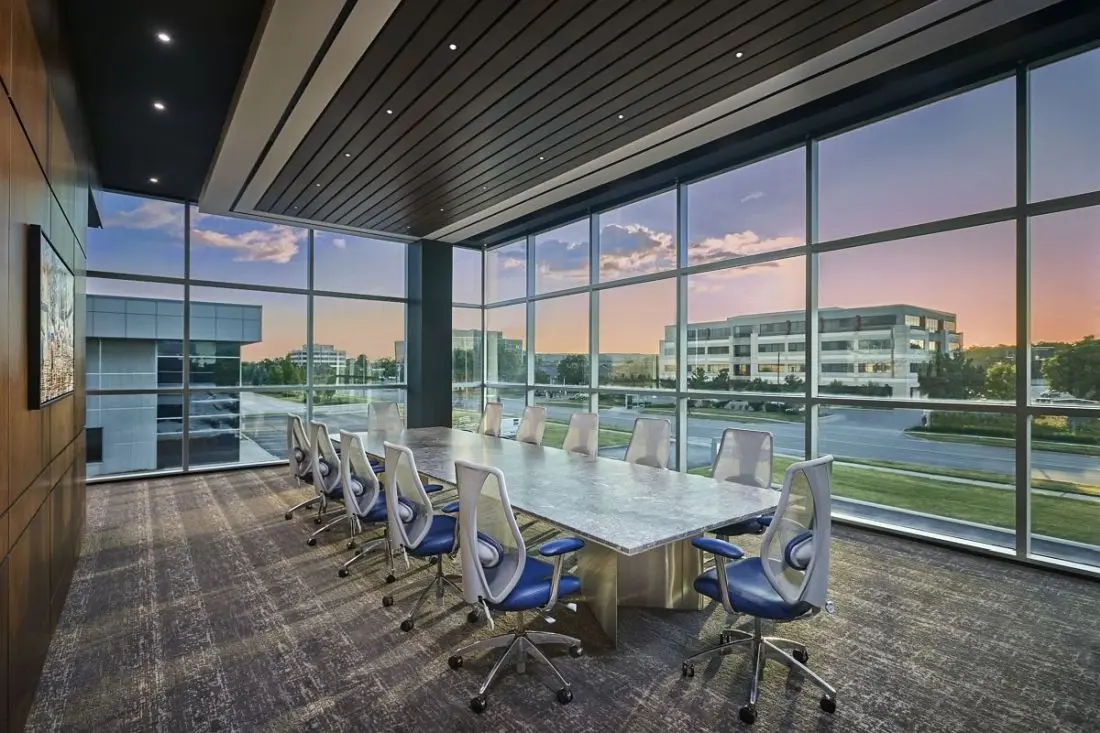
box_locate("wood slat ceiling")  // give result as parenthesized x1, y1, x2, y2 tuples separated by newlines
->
(256, 0, 935, 238)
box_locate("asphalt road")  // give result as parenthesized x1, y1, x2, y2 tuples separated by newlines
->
(236, 392, 1099, 487)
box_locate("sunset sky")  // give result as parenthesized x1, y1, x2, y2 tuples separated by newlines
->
(87, 48, 1098, 361)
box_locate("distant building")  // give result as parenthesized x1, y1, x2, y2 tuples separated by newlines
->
(288, 343, 347, 375)
(86, 295, 262, 477)
(658, 304, 962, 398)
(397, 329, 522, 384)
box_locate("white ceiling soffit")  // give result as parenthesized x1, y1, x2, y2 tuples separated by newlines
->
(430, 0, 1060, 244)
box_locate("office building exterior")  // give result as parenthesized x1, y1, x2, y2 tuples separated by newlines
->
(288, 343, 347, 375)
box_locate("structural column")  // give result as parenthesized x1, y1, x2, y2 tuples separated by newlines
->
(406, 240, 453, 427)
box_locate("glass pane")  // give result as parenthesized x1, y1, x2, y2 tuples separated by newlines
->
(86, 279, 185, 390)
(452, 387, 482, 431)
(311, 387, 407, 434)
(684, 257, 805, 393)
(1029, 48, 1100, 202)
(486, 386, 526, 438)
(686, 406, 804, 478)
(533, 394, 591, 450)
(1030, 415, 1100, 565)
(188, 390, 305, 469)
(818, 223, 1014, 400)
(598, 278, 675, 388)
(313, 296, 405, 385)
(1030, 206, 1100, 405)
(598, 190, 676, 282)
(453, 307, 483, 386)
(534, 219, 589, 294)
(189, 207, 307, 289)
(818, 79, 1015, 241)
(596, 393, 677, 468)
(485, 304, 526, 384)
(190, 286, 307, 389)
(687, 149, 805, 265)
(534, 293, 589, 386)
(485, 240, 526, 303)
(824, 406, 1015, 550)
(85, 392, 183, 477)
(313, 230, 405, 297)
(87, 192, 184, 277)
(453, 247, 483, 304)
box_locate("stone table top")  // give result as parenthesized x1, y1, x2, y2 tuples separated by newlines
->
(338, 427, 779, 556)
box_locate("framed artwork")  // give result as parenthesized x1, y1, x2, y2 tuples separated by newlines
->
(27, 224, 75, 409)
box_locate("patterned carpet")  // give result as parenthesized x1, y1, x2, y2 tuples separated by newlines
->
(24, 468, 1100, 733)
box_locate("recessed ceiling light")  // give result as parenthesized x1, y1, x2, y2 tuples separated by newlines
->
(315, 183, 321, 187)
(448, 43, 457, 51)
(344, 152, 351, 158)
(735, 51, 743, 58)
(483, 186, 488, 190)
(440, 208, 444, 212)
(386, 109, 393, 115)
(156, 31, 171, 43)
(153, 101, 166, 111)
(617, 113, 624, 119)
(539, 156, 545, 160)
(149, 177, 159, 183)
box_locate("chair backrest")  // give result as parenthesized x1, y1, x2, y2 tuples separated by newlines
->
(455, 459, 526, 605)
(515, 405, 547, 446)
(759, 455, 834, 609)
(624, 417, 671, 469)
(382, 442, 436, 550)
(562, 412, 599, 456)
(479, 402, 504, 437)
(367, 401, 405, 433)
(713, 428, 774, 488)
(339, 430, 381, 517)
(309, 420, 341, 494)
(287, 414, 311, 480)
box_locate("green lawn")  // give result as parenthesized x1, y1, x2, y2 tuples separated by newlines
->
(542, 420, 632, 450)
(644, 405, 804, 422)
(907, 430, 1100, 458)
(692, 458, 1100, 546)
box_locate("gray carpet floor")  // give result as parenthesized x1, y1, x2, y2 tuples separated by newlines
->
(24, 468, 1100, 732)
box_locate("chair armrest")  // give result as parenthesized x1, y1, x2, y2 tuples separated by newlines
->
(538, 537, 585, 557)
(424, 483, 444, 494)
(441, 501, 460, 514)
(692, 537, 745, 560)
(757, 516, 773, 528)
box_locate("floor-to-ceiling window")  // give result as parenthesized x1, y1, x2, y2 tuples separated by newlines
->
(479, 46, 1100, 573)
(86, 195, 408, 478)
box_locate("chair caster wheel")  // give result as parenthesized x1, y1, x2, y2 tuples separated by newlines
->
(819, 696, 836, 714)
(338, 568, 349, 578)
(314, 517, 323, 525)
(429, 556, 439, 565)
(568, 645, 583, 658)
(347, 541, 356, 550)
(284, 512, 293, 520)
(448, 655, 463, 670)
(470, 695, 487, 714)
(738, 704, 757, 725)
(385, 573, 397, 584)
(681, 662, 694, 678)
(306, 537, 317, 546)
(792, 648, 809, 664)
(556, 687, 573, 705)
(382, 595, 394, 607)
(400, 619, 414, 632)
(467, 609, 480, 624)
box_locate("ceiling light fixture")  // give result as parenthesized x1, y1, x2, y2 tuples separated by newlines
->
(617, 113, 624, 119)
(153, 101, 166, 111)
(448, 43, 457, 51)
(315, 183, 321, 187)
(539, 156, 545, 160)
(386, 109, 393, 115)
(344, 152, 351, 158)
(735, 51, 743, 58)
(156, 31, 171, 43)
(440, 208, 444, 212)
(149, 177, 159, 183)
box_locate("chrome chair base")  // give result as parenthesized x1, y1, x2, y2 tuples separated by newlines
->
(447, 611, 582, 713)
(283, 496, 316, 520)
(681, 618, 836, 725)
(338, 534, 388, 577)
(305, 508, 354, 547)
(382, 556, 463, 632)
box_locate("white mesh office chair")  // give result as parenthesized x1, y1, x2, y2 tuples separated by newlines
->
(368, 401, 405, 433)
(284, 414, 318, 521)
(305, 420, 356, 546)
(515, 406, 547, 446)
(479, 402, 504, 437)
(712, 428, 776, 537)
(624, 417, 671, 468)
(335, 431, 411, 577)
(683, 456, 837, 725)
(562, 412, 599, 456)
(447, 460, 585, 713)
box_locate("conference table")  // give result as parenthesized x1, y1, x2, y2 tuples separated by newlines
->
(344, 427, 779, 647)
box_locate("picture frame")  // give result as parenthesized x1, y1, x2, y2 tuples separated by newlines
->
(27, 224, 76, 409)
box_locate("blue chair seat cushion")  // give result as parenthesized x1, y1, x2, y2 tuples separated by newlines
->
(323, 485, 343, 500)
(406, 515, 458, 557)
(694, 557, 812, 621)
(490, 557, 581, 612)
(362, 497, 416, 523)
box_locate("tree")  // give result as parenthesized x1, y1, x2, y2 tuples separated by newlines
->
(453, 348, 477, 382)
(556, 354, 588, 385)
(495, 344, 525, 383)
(709, 368, 731, 391)
(374, 357, 398, 380)
(1045, 336, 1100, 400)
(918, 352, 986, 399)
(984, 361, 1016, 400)
(687, 366, 709, 390)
